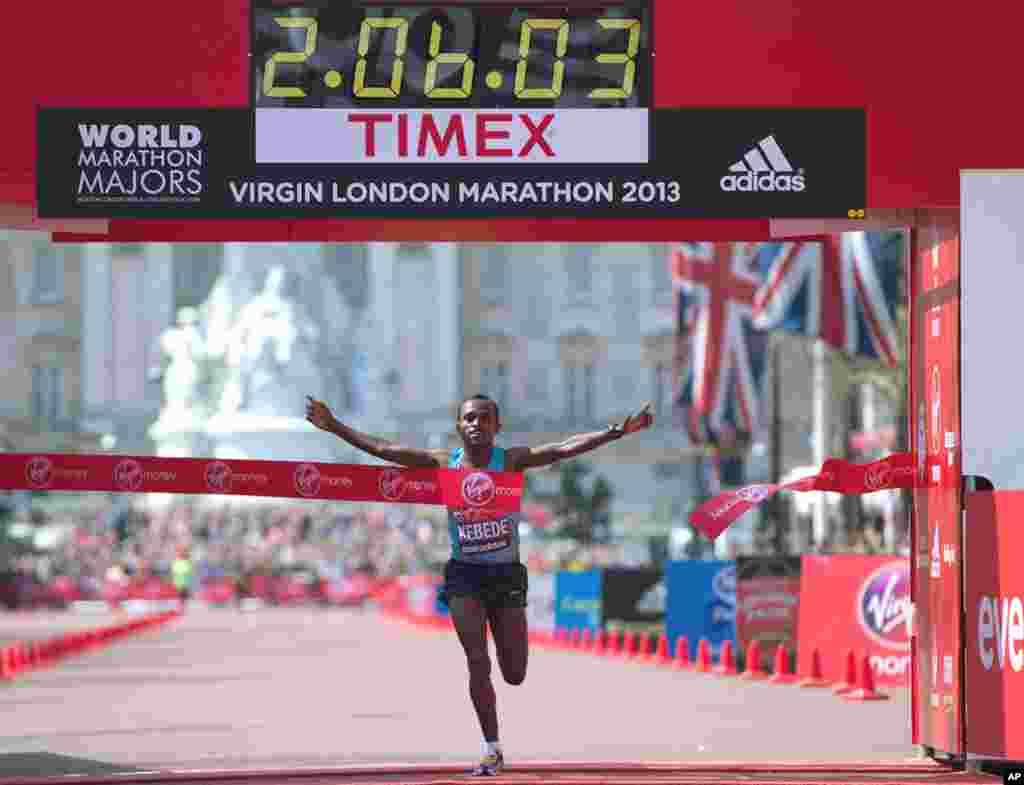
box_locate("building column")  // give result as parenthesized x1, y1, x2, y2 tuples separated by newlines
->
(80, 244, 112, 435)
(434, 242, 460, 414)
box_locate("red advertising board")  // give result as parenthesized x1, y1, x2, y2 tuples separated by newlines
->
(910, 213, 962, 755)
(736, 557, 801, 671)
(964, 492, 1024, 759)
(797, 555, 910, 687)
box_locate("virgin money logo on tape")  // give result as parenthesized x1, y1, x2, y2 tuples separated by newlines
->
(25, 456, 53, 490)
(113, 459, 144, 492)
(737, 485, 773, 503)
(461, 472, 496, 508)
(75, 122, 205, 205)
(293, 463, 322, 498)
(205, 461, 232, 492)
(206, 462, 270, 493)
(379, 468, 406, 501)
(865, 463, 892, 491)
(857, 561, 911, 650)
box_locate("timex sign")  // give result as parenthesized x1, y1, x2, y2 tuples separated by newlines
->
(250, 1, 653, 164)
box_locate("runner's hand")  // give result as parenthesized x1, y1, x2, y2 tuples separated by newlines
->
(305, 396, 336, 432)
(620, 402, 654, 435)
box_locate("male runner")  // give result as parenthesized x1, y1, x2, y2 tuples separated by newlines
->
(305, 394, 653, 775)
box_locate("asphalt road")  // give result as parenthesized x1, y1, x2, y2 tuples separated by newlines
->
(0, 605, 917, 777)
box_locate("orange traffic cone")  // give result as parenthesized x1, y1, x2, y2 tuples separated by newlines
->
(841, 654, 889, 701)
(715, 640, 738, 676)
(740, 640, 768, 680)
(799, 648, 831, 688)
(605, 630, 621, 657)
(652, 633, 671, 665)
(621, 631, 636, 659)
(580, 628, 593, 652)
(593, 629, 606, 655)
(768, 645, 797, 684)
(694, 638, 712, 672)
(671, 636, 691, 670)
(833, 649, 858, 694)
(633, 632, 649, 662)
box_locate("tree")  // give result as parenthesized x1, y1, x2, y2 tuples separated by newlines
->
(555, 460, 615, 544)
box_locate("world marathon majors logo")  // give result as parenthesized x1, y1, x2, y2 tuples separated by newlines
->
(74, 121, 206, 205)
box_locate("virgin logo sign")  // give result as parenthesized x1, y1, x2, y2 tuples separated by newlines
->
(293, 463, 321, 498)
(113, 459, 144, 492)
(736, 485, 773, 504)
(379, 468, 406, 501)
(865, 463, 892, 491)
(25, 456, 53, 490)
(461, 472, 496, 507)
(205, 461, 232, 492)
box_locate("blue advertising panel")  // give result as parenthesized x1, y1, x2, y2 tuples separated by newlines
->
(665, 560, 736, 660)
(555, 570, 603, 632)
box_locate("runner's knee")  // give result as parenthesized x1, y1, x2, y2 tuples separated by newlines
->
(465, 648, 491, 680)
(502, 665, 526, 686)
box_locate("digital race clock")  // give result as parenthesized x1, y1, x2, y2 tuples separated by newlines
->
(251, 2, 652, 163)
(251, 3, 651, 109)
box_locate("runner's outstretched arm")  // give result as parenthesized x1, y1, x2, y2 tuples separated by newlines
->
(305, 396, 446, 468)
(507, 403, 653, 471)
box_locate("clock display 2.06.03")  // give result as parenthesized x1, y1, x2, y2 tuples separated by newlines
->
(251, 3, 651, 109)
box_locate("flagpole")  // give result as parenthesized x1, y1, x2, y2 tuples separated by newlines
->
(770, 333, 785, 554)
(812, 337, 829, 550)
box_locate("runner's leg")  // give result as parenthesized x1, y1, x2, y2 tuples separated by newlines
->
(488, 606, 528, 685)
(449, 595, 499, 741)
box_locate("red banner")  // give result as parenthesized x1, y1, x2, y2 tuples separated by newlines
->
(0, 453, 523, 514)
(910, 215, 963, 756)
(964, 491, 1024, 759)
(797, 555, 911, 687)
(735, 557, 802, 671)
(691, 453, 916, 540)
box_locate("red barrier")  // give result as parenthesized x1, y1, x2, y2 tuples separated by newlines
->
(0, 611, 181, 683)
(0, 453, 522, 515)
(796, 555, 910, 688)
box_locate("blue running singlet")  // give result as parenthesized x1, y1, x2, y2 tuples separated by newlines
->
(446, 447, 521, 564)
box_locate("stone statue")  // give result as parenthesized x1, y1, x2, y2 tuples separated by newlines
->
(219, 263, 323, 417)
(157, 306, 207, 418)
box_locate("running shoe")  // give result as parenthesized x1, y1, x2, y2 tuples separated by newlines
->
(470, 750, 504, 777)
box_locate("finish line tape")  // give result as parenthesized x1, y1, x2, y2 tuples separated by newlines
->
(691, 452, 916, 540)
(0, 453, 523, 513)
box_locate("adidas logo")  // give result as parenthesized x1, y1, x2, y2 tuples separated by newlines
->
(720, 135, 806, 193)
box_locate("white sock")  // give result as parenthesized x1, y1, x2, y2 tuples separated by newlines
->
(484, 741, 502, 756)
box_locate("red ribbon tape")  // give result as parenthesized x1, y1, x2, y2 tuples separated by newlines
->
(0, 453, 523, 514)
(691, 452, 915, 541)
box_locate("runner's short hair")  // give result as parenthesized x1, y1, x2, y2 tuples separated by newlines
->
(459, 394, 499, 421)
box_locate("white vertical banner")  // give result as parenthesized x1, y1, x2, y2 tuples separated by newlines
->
(961, 171, 1024, 489)
(526, 572, 556, 633)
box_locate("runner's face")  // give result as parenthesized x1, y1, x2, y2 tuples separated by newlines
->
(457, 400, 499, 448)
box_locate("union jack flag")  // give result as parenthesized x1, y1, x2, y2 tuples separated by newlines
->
(751, 232, 903, 366)
(670, 243, 769, 447)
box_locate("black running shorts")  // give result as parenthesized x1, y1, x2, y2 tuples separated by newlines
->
(440, 559, 528, 609)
